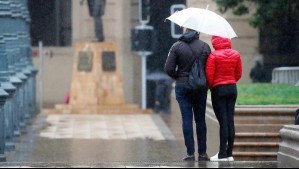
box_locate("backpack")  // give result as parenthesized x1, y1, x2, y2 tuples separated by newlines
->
(186, 44, 207, 91)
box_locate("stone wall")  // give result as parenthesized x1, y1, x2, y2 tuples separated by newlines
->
(278, 125, 299, 168)
(33, 47, 73, 109)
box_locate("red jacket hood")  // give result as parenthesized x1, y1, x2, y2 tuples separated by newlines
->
(212, 36, 232, 50)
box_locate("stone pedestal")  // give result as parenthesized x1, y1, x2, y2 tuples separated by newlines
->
(278, 125, 299, 168)
(0, 76, 17, 152)
(15, 70, 28, 134)
(52, 42, 150, 114)
(9, 72, 22, 141)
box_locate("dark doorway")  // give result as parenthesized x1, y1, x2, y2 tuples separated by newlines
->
(146, 0, 186, 109)
(148, 0, 186, 72)
(28, 0, 72, 46)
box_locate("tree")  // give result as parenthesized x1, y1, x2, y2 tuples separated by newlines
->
(213, 0, 299, 57)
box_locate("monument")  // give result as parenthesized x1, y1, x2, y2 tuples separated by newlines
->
(44, 1, 150, 114)
(53, 42, 150, 114)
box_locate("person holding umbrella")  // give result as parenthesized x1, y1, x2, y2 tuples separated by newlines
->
(166, 7, 239, 162)
(206, 36, 242, 162)
(164, 28, 211, 161)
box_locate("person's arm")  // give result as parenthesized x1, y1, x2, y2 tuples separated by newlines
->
(235, 55, 243, 82)
(205, 53, 216, 89)
(203, 44, 212, 68)
(164, 44, 178, 79)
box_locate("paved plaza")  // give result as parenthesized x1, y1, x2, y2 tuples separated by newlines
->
(0, 113, 278, 168)
(39, 114, 173, 140)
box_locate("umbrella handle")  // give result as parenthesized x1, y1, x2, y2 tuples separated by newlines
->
(204, 0, 209, 9)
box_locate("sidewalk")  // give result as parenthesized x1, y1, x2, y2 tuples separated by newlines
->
(3, 112, 278, 168)
(5, 113, 183, 163)
(0, 161, 277, 168)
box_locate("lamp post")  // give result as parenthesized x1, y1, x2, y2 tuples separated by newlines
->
(131, 0, 154, 109)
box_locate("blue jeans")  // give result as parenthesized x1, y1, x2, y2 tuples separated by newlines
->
(175, 86, 207, 155)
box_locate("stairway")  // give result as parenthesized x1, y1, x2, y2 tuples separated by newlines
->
(207, 99, 297, 161)
(233, 107, 296, 161)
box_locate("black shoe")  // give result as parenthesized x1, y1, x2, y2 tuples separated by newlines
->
(198, 153, 209, 161)
(183, 154, 195, 161)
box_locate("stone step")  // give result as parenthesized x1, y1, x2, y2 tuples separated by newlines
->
(234, 152, 277, 161)
(235, 116, 294, 124)
(235, 133, 281, 142)
(234, 142, 279, 152)
(237, 105, 299, 109)
(235, 124, 285, 133)
(235, 108, 296, 116)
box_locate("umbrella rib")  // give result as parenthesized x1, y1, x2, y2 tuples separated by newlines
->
(167, 8, 238, 39)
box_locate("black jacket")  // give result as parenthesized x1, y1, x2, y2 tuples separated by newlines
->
(164, 31, 211, 86)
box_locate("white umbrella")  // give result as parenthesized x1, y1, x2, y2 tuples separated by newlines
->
(166, 8, 237, 39)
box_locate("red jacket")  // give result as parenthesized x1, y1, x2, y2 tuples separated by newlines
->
(206, 36, 242, 89)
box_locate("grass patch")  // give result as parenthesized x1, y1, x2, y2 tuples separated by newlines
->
(237, 84, 299, 105)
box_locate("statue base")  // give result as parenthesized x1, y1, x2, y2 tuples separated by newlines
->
(48, 42, 151, 115)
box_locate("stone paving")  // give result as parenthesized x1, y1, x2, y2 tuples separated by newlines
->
(5, 113, 184, 163)
(0, 162, 278, 168)
(39, 114, 171, 140)
(2, 113, 279, 168)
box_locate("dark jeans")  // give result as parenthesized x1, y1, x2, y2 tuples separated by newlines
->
(212, 84, 237, 159)
(175, 86, 207, 155)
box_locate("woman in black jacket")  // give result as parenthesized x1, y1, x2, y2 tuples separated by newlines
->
(164, 28, 211, 161)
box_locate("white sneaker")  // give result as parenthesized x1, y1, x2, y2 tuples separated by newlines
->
(227, 157, 234, 162)
(210, 153, 228, 162)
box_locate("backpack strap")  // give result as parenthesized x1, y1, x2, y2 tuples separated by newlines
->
(186, 42, 205, 68)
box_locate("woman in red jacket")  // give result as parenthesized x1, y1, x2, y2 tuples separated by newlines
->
(206, 36, 242, 162)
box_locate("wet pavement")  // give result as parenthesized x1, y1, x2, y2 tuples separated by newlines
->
(0, 162, 278, 168)
(2, 113, 279, 168)
(5, 114, 184, 163)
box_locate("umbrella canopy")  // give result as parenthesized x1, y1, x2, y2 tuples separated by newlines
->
(166, 8, 237, 39)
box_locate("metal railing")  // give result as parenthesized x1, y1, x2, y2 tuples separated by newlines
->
(272, 67, 299, 85)
(0, 0, 38, 162)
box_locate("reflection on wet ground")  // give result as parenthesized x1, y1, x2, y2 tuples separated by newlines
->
(3, 113, 278, 168)
(0, 161, 278, 168)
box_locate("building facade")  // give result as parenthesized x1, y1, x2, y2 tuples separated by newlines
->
(32, 0, 259, 107)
